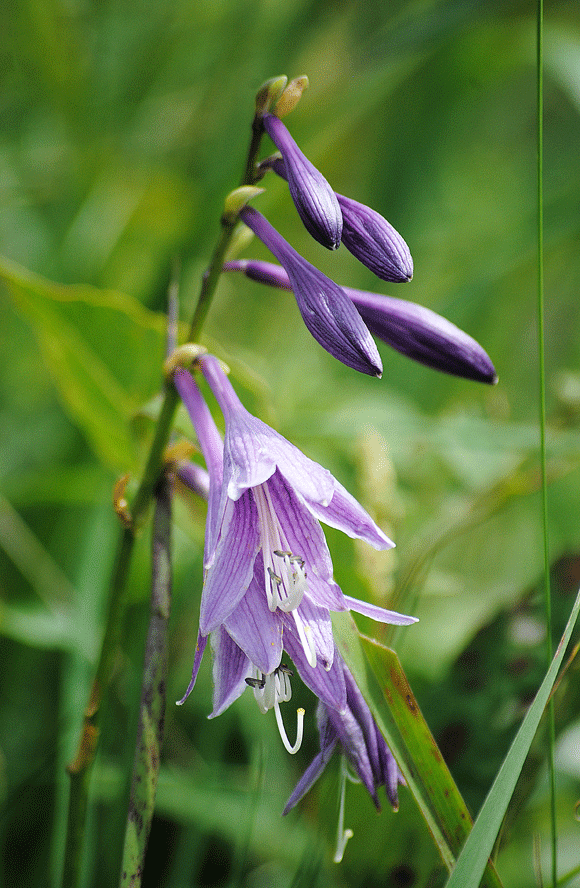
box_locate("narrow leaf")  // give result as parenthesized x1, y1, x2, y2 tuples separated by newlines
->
(445, 585, 580, 888)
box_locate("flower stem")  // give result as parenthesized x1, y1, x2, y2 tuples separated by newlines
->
(119, 474, 172, 888)
(536, 1, 557, 884)
(60, 104, 266, 888)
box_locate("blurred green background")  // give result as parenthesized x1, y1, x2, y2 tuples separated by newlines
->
(2, 0, 580, 886)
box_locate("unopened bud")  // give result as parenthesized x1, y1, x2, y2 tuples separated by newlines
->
(274, 75, 309, 118)
(255, 76, 288, 115)
(222, 186, 264, 223)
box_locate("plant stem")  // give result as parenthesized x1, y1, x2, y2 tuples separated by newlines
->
(60, 106, 266, 888)
(535, 0, 557, 883)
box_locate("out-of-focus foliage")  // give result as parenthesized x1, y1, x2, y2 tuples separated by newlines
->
(1, 0, 580, 886)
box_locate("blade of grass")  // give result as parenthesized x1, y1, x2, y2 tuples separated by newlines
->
(445, 586, 580, 888)
(535, 0, 557, 883)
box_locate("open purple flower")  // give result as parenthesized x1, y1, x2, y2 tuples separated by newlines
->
(222, 260, 497, 384)
(173, 357, 416, 715)
(263, 155, 413, 282)
(239, 206, 382, 377)
(284, 654, 403, 814)
(262, 112, 342, 249)
(284, 653, 404, 861)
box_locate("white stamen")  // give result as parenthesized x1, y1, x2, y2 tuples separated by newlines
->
(253, 485, 308, 615)
(274, 701, 304, 755)
(247, 665, 304, 754)
(333, 756, 354, 863)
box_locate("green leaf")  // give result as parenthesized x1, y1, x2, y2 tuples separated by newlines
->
(0, 255, 167, 470)
(445, 586, 580, 888)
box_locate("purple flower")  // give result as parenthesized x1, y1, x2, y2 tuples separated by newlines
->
(284, 654, 404, 814)
(284, 653, 404, 861)
(223, 260, 497, 384)
(239, 206, 382, 377)
(262, 112, 342, 249)
(265, 155, 413, 282)
(173, 357, 416, 718)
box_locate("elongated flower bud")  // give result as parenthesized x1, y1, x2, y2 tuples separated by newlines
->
(239, 208, 382, 377)
(336, 193, 413, 283)
(223, 259, 497, 383)
(262, 113, 342, 249)
(347, 288, 497, 383)
(267, 156, 413, 282)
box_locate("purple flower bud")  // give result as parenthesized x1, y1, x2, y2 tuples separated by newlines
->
(223, 260, 497, 384)
(239, 207, 382, 377)
(262, 113, 342, 250)
(336, 193, 413, 283)
(347, 288, 498, 384)
(268, 156, 413, 282)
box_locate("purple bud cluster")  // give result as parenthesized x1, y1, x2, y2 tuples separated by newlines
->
(235, 110, 496, 384)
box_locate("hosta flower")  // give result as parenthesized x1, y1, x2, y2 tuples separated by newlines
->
(284, 653, 404, 861)
(239, 206, 382, 377)
(262, 112, 342, 249)
(266, 155, 413, 283)
(284, 654, 404, 814)
(222, 260, 497, 384)
(173, 357, 416, 726)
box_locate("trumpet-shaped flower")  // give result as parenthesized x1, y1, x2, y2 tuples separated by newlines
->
(239, 206, 382, 377)
(173, 357, 416, 718)
(262, 112, 342, 249)
(222, 259, 497, 384)
(284, 654, 404, 816)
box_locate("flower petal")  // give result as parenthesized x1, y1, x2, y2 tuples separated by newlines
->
(224, 559, 283, 674)
(308, 480, 394, 551)
(344, 594, 418, 626)
(176, 630, 208, 705)
(209, 628, 251, 718)
(282, 738, 337, 814)
(199, 493, 260, 633)
(283, 633, 347, 712)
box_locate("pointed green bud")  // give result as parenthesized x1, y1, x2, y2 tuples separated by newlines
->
(255, 76, 288, 115)
(274, 75, 309, 118)
(222, 186, 264, 223)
